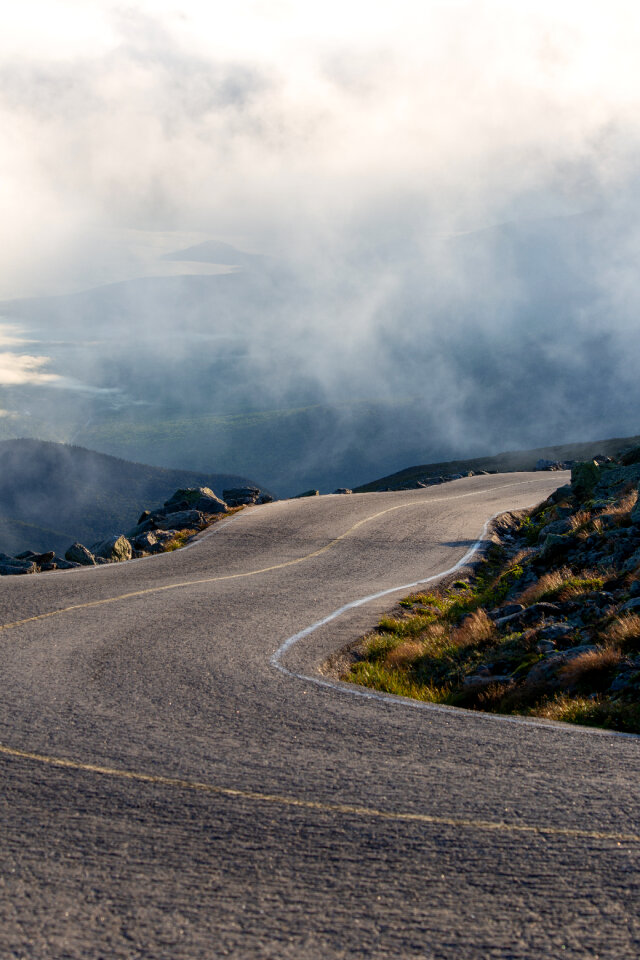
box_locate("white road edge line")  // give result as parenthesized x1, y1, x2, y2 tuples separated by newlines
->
(271, 514, 640, 742)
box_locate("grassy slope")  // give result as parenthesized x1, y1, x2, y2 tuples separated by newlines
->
(344, 458, 640, 734)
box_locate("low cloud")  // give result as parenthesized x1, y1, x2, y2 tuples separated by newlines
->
(0, 352, 60, 386)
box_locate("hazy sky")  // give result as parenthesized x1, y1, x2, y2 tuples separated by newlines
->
(2, 0, 640, 451)
(3, 1, 640, 294)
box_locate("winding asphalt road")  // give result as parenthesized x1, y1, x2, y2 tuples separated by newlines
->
(0, 472, 638, 959)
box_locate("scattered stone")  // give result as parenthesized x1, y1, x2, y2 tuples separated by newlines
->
(91, 535, 133, 563)
(53, 556, 81, 570)
(536, 639, 557, 654)
(65, 542, 96, 566)
(492, 603, 525, 620)
(154, 510, 203, 531)
(223, 486, 261, 506)
(164, 487, 228, 514)
(133, 531, 160, 553)
(0, 553, 38, 575)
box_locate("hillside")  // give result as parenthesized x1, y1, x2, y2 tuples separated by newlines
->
(0, 439, 264, 556)
(355, 434, 640, 492)
(345, 452, 640, 734)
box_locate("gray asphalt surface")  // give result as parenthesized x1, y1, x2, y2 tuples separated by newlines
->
(0, 472, 638, 959)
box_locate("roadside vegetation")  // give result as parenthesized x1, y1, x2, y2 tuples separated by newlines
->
(343, 452, 640, 734)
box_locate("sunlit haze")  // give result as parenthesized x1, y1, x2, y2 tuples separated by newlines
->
(1, 1, 640, 491)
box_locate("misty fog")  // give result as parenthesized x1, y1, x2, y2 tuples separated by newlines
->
(1, 3, 639, 493)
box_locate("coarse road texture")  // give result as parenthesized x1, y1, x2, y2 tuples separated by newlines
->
(0, 473, 638, 959)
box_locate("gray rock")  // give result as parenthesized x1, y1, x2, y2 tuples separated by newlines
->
(65, 542, 96, 566)
(165, 487, 228, 515)
(492, 603, 525, 620)
(537, 623, 574, 642)
(496, 602, 562, 629)
(620, 597, 640, 613)
(571, 460, 600, 499)
(536, 639, 557, 654)
(623, 548, 640, 572)
(223, 486, 261, 506)
(526, 645, 597, 686)
(154, 510, 203, 531)
(333, 488, 353, 495)
(53, 556, 81, 570)
(126, 517, 157, 539)
(540, 533, 569, 559)
(537, 518, 571, 541)
(463, 671, 513, 689)
(0, 553, 38, 575)
(609, 672, 637, 692)
(293, 489, 320, 498)
(133, 531, 160, 552)
(92, 535, 132, 563)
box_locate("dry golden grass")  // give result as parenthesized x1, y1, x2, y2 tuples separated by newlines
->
(383, 640, 425, 670)
(601, 489, 637, 522)
(559, 646, 622, 685)
(605, 613, 640, 650)
(517, 567, 603, 605)
(450, 609, 494, 648)
(518, 568, 569, 604)
(569, 509, 592, 532)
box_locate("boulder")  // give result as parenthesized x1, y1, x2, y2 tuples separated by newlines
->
(162, 487, 229, 514)
(53, 556, 81, 570)
(65, 542, 96, 566)
(164, 487, 228, 515)
(92, 535, 132, 563)
(333, 488, 353, 495)
(223, 486, 261, 506)
(0, 553, 38, 575)
(133, 530, 160, 552)
(15, 550, 55, 563)
(126, 517, 157, 539)
(154, 510, 203, 531)
(293, 489, 320, 498)
(571, 460, 600, 499)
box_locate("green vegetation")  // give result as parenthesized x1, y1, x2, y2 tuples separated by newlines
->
(342, 463, 640, 734)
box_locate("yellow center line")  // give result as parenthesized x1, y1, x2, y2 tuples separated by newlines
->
(0, 741, 636, 843)
(0, 478, 554, 634)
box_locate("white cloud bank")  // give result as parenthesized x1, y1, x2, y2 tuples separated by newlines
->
(2, 1, 640, 294)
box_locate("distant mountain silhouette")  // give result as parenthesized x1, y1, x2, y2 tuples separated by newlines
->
(0, 439, 263, 555)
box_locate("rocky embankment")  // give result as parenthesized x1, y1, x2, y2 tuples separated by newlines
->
(345, 446, 640, 733)
(0, 485, 272, 576)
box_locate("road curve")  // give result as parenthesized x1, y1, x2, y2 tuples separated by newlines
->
(0, 472, 638, 959)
